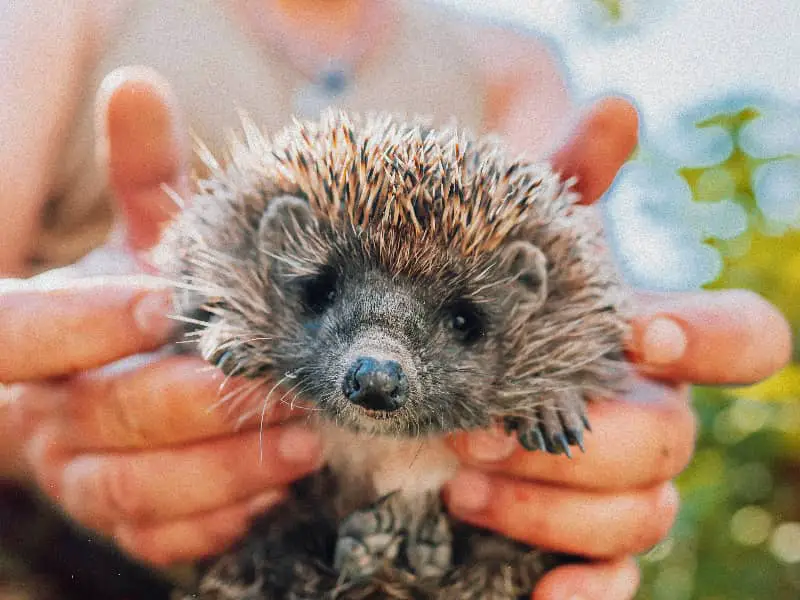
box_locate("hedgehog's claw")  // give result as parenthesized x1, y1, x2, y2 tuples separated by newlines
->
(505, 393, 591, 458)
(215, 350, 235, 374)
(554, 433, 572, 458)
(335, 493, 404, 579)
(516, 423, 547, 452)
(560, 404, 587, 453)
(564, 425, 585, 453)
(406, 503, 452, 579)
(581, 412, 593, 432)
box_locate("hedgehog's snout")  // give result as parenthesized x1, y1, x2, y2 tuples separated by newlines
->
(342, 357, 409, 412)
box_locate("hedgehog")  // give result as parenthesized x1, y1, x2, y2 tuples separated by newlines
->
(157, 111, 631, 600)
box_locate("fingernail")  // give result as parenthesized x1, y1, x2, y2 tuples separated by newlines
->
(641, 317, 687, 365)
(133, 291, 173, 339)
(445, 469, 491, 513)
(0, 383, 24, 404)
(658, 482, 680, 510)
(465, 429, 516, 462)
(247, 489, 285, 515)
(277, 424, 322, 465)
(607, 561, 639, 598)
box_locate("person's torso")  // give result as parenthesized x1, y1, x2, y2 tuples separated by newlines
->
(34, 0, 488, 272)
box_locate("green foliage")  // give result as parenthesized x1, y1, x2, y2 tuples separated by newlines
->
(592, 0, 624, 22)
(637, 107, 800, 599)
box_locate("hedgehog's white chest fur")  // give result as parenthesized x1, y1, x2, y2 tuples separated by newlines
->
(318, 422, 459, 500)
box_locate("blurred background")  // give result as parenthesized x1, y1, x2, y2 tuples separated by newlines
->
(1, 1, 797, 599)
(436, 0, 800, 597)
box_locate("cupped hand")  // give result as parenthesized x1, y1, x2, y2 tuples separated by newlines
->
(1, 68, 324, 565)
(4, 298, 322, 564)
(442, 98, 793, 600)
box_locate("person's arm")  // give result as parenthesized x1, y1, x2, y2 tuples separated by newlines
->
(463, 20, 574, 159)
(0, 0, 127, 276)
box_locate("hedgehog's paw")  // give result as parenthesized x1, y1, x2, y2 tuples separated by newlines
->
(406, 504, 452, 579)
(334, 493, 404, 580)
(504, 392, 591, 458)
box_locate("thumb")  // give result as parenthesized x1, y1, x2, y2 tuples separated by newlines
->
(95, 66, 190, 254)
(550, 96, 639, 205)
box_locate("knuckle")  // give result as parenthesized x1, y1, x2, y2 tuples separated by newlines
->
(10, 383, 60, 435)
(106, 375, 151, 447)
(61, 378, 93, 424)
(99, 458, 149, 521)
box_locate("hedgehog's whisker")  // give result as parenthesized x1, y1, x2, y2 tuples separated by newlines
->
(282, 383, 322, 414)
(218, 362, 247, 394)
(160, 183, 185, 209)
(167, 313, 213, 328)
(258, 372, 299, 462)
(407, 440, 425, 477)
(225, 378, 265, 418)
(278, 378, 318, 412)
(233, 336, 273, 345)
(210, 376, 262, 417)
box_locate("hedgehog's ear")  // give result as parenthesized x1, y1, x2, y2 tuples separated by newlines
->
(258, 195, 314, 250)
(501, 240, 549, 310)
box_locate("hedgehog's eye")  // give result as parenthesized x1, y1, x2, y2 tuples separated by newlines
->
(446, 300, 485, 344)
(300, 266, 338, 315)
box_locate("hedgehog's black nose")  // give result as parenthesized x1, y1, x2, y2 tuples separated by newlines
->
(343, 357, 408, 412)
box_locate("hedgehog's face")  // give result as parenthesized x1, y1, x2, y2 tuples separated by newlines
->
(197, 195, 551, 438)
(286, 264, 501, 437)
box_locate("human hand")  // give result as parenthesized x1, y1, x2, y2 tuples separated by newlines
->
(2, 68, 323, 565)
(442, 98, 793, 600)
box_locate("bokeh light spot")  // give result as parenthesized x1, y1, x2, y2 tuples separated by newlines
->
(770, 523, 800, 564)
(753, 159, 800, 225)
(739, 108, 800, 159)
(730, 505, 773, 546)
(729, 398, 772, 436)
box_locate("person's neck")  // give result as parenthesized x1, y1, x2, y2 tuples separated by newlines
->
(270, 0, 369, 53)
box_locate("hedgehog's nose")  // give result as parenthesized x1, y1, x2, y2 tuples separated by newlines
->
(343, 357, 408, 412)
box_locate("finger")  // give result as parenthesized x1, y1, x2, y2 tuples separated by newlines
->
(114, 489, 286, 566)
(628, 289, 792, 385)
(14, 356, 302, 450)
(97, 66, 189, 253)
(448, 377, 696, 492)
(550, 96, 639, 205)
(0, 277, 172, 382)
(36, 422, 321, 529)
(444, 474, 678, 558)
(532, 556, 640, 600)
